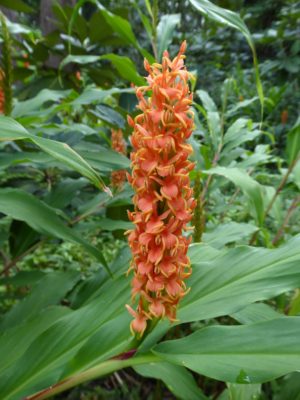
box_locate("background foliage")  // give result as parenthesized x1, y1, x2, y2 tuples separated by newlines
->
(0, 0, 299, 399)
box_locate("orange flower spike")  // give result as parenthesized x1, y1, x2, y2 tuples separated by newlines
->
(126, 41, 195, 335)
(111, 129, 127, 190)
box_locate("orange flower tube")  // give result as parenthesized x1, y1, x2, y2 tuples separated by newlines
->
(111, 129, 127, 190)
(126, 42, 196, 336)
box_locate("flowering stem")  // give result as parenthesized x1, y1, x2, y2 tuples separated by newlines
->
(24, 354, 160, 400)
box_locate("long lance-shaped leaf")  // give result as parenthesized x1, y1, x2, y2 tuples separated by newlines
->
(0, 116, 110, 194)
(180, 235, 300, 322)
(1, 237, 300, 398)
(0, 275, 131, 400)
(0, 188, 110, 272)
(188, 0, 264, 117)
(154, 317, 300, 383)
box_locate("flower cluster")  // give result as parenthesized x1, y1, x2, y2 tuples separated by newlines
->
(111, 129, 127, 190)
(126, 41, 195, 336)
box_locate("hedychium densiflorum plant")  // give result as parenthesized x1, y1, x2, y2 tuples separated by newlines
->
(126, 41, 196, 337)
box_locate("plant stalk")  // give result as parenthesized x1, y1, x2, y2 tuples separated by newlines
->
(25, 354, 160, 400)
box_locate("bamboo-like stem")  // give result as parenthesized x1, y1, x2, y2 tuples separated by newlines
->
(0, 12, 13, 115)
(24, 354, 160, 400)
(193, 171, 205, 242)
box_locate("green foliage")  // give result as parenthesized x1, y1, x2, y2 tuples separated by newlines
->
(0, 1, 299, 399)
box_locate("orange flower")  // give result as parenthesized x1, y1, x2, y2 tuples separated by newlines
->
(111, 129, 127, 190)
(126, 41, 196, 336)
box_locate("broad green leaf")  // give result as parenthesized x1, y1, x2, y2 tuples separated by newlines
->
(0, 151, 55, 170)
(44, 178, 88, 209)
(157, 14, 181, 60)
(97, 5, 153, 61)
(0, 271, 79, 331)
(79, 149, 130, 171)
(99, 6, 139, 48)
(204, 166, 265, 225)
(0, 0, 33, 13)
(62, 313, 132, 378)
(135, 362, 208, 400)
(0, 117, 108, 192)
(223, 118, 260, 152)
(180, 235, 300, 322)
(100, 54, 146, 86)
(196, 89, 217, 112)
(60, 55, 100, 70)
(12, 90, 70, 118)
(0, 189, 109, 271)
(154, 317, 300, 383)
(0, 275, 130, 399)
(72, 86, 134, 105)
(188, 0, 264, 113)
(0, 306, 71, 375)
(89, 104, 125, 129)
(0, 271, 45, 288)
(231, 303, 282, 324)
(203, 222, 258, 248)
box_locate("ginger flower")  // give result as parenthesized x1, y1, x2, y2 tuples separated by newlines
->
(126, 41, 196, 336)
(111, 129, 127, 190)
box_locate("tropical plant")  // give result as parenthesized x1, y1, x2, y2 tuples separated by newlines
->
(0, 1, 299, 399)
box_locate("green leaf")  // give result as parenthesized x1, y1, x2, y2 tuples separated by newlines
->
(100, 54, 146, 86)
(0, 306, 71, 375)
(72, 86, 134, 105)
(0, 188, 109, 272)
(0, 271, 79, 331)
(180, 235, 300, 322)
(12, 90, 70, 118)
(287, 116, 300, 165)
(204, 166, 265, 225)
(196, 89, 217, 112)
(225, 383, 261, 400)
(0, 116, 108, 192)
(154, 317, 300, 383)
(79, 148, 130, 171)
(62, 313, 132, 378)
(202, 222, 258, 248)
(157, 14, 181, 60)
(231, 303, 282, 324)
(188, 0, 264, 115)
(89, 104, 125, 129)
(0, 275, 130, 399)
(0, 271, 45, 288)
(223, 118, 260, 152)
(135, 362, 208, 400)
(0, 0, 34, 13)
(274, 372, 300, 400)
